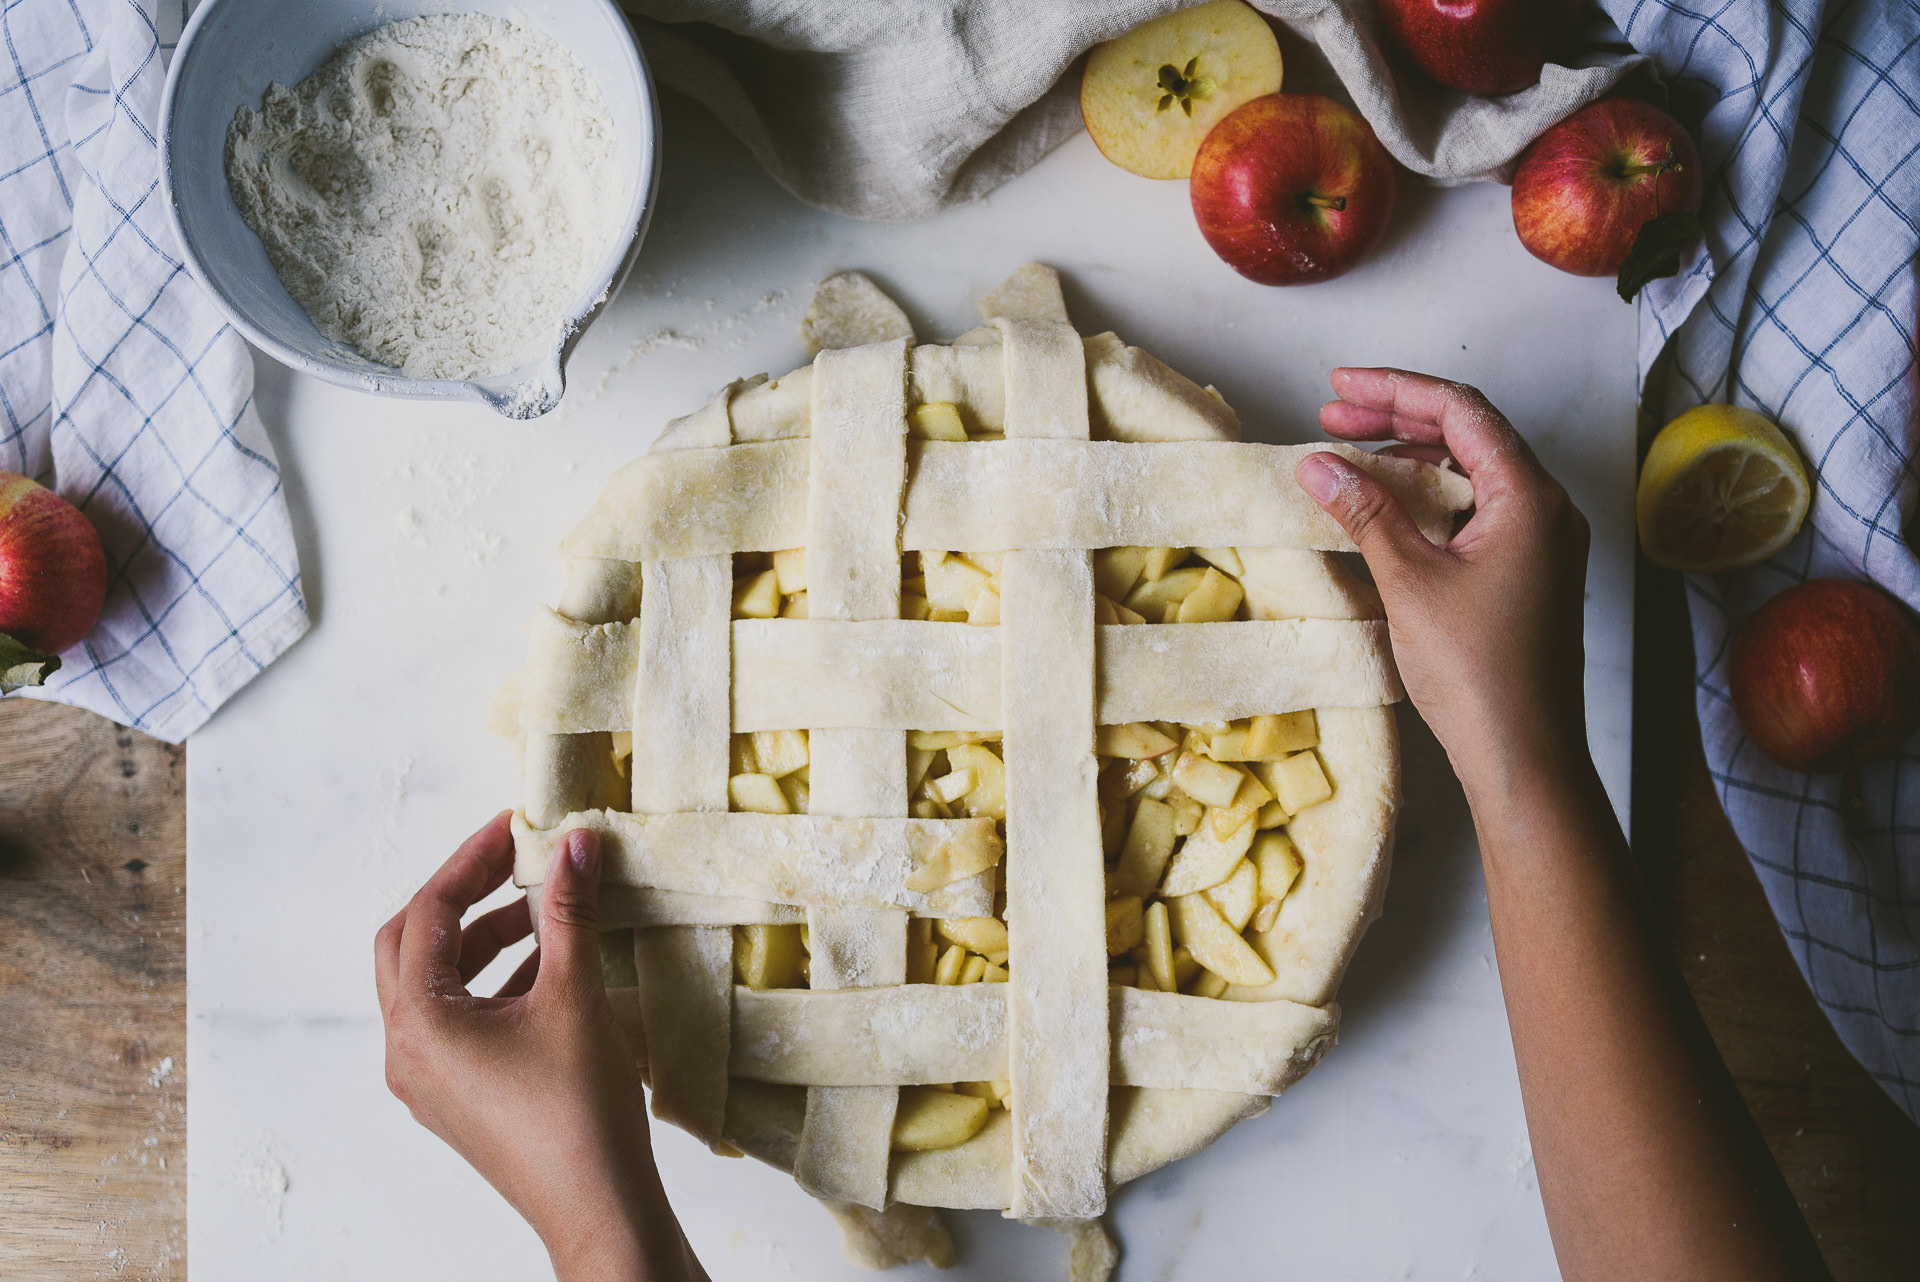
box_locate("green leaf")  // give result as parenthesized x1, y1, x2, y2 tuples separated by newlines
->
(1616, 210, 1705, 304)
(0, 631, 59, 694)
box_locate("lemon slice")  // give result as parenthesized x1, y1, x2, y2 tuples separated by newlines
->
(1636, 405, 1810, 572)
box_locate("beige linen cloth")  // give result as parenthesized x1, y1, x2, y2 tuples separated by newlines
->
(620, 0, 1647, 221)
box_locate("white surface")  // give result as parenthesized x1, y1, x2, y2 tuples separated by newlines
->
(187, 95, 1636, 1279)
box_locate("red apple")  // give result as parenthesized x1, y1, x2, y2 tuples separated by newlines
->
(0, 470, 108, 668)
(1377, 0, 1585, 96)
(1729, 579, 1920, 774)
(1189, 93, 1396, 286)
(1511, 98, 1703, 277)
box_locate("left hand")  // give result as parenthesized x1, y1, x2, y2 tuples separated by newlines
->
(374, 813, 705, 1281)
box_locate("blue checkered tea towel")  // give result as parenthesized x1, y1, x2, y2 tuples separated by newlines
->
(1607, 0, 1920, 1119)
(0, 0, 306, 743)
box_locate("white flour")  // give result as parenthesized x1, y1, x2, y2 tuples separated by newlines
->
(226, 14, 620, 381)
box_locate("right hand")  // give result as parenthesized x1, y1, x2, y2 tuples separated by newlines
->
(1293, 367, 1593, 803)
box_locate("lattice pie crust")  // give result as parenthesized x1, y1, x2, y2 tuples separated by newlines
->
(495, 265, 1472, 1272)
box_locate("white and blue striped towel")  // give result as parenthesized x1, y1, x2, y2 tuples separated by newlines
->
(0, 0, 305, 743)
(1611, 0, 1920, 1120)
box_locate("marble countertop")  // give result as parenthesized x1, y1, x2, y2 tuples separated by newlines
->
(186, 94, 1635, 1279)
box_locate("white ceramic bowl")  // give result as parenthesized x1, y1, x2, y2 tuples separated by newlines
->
(160, 0, 658, 418)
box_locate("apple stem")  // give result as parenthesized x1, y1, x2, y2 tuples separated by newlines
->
(1304, 194, 1347, 212)
(1619, 140, 1682, 181)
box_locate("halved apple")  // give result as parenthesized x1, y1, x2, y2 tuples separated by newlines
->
(1081, 0, 1283, 180)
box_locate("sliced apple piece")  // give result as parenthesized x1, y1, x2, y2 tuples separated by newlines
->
(732, 568, 782, 619)
(730, 733, 759, 777)
(959, 954, 989, 985)
(929, 767, 976, 805)
(907, 917, 940, 983)
(947, 742, 1007, 821)
(982, 962, 1008, 983)
(771, 547, 807, 594)
(1170, 750, 1247, 809)
(1096, 721, 1180, 760)
(937, 915, 1009, 956)
(1190, 969, 1231, 999)
(891, 1086, 990, 1152)
(1168, 792, 1204, 835)
(1176, 567, 1244, 622)
(1204, 857, 1259, 931)
(1171, 944, 1202, 990)
(1081, 0, 1283, 180)
(780, 590, 809, 619)
(1125, 565, 1208, 618)
(1256, 799, 1288, 829)
(967, 581, 1002, 626)
(1194, 546, 1244, 576)
(909, 401, 969, 441)
(1094, 593, 1120, 625)
(1102, 756, 1164, 802)
(1208, 770, 1273, 837)
(751, 729, 810, 778)
(1140, 546, 1187, 581)
(935, 944, 970, 986)
(1142, 899, 1176, 991)
(1168, 893, 1275, 986)
(1245, 709, 1318, 758)
(907, 730, 1000, 751)
(729, 772, 791, 814)
(1116, 797, 1177, 894)
(924, 555, 990, 611)
(779, 772, 810, 814)
(1252, 830, 1302, 903)
(1106, 895, 1145, 955)
(1093, 546, 1150, 600)
(1111, 598, 1148, 625)
(1160, 811, 1257, 896)
(1272, 749, 1334, 814)
(733, 923, 807, 990)
(907, 747, 939, 795)
(901, 593, 933, 621)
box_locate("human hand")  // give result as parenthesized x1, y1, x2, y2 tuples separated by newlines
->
(375, 813, 705, 1282)
(1294, 368, 1592, 805)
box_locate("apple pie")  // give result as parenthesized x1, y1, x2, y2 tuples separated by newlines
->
(496, 264, 1472, 1274)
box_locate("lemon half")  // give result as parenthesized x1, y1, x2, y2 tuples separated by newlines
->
(1636, 405, 1811, 572)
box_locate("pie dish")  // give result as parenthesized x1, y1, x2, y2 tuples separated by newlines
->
(495, 264, 1472, 1273)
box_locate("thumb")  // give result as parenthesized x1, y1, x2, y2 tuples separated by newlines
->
(1296, 452, 1438, 591)
(536, 828, 605, 1001)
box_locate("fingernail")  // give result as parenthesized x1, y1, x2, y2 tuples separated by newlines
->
(566, 829, 599, 878)
(1297, 454, 1341, 504)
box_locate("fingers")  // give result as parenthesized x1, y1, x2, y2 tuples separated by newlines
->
(398, 811, 517, 999)
(456, 896, 534, 985)
(1323, 368, 1535, 478)
(533, 829, 604, 1004)
(374, 906, 406, 1018)
(1296, 451, 1441, 588)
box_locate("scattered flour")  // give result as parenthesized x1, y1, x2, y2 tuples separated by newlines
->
(226, 14, 621, 380)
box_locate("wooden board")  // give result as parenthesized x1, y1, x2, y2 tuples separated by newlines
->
(0, 700, 186, 1281)
(2, 565, 1916, 1278)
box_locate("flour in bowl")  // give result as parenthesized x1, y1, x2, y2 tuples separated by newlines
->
(226, 13, 622, 381)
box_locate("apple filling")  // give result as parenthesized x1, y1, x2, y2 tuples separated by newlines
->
(708, 528, 1336, 1148)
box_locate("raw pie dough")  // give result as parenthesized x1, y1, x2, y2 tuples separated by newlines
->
(496, 264, 1472, 1275)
